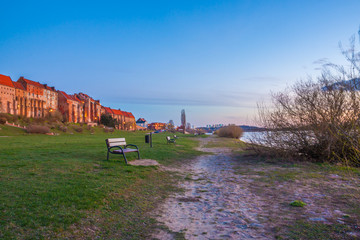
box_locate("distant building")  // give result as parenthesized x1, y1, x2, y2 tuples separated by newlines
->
(136, 118, 148, 128)
(148, 122, 166, 130)
(101, 106, 136, 130)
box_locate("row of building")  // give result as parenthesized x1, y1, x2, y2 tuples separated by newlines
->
(0, 74, 136, 130)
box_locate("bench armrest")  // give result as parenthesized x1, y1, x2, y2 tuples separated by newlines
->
(125, 144, 139, 150)
(108, 146, 124, 153)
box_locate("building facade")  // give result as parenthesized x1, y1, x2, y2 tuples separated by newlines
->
(0, 74, 16, 115)
(58, 91, 84, 123)
(74, 93, 101, 123)
(1, 73, 136, 130)
(148, 122, 166, 130)
(101, 107, 136, 130)
(136, 118, 148, 128)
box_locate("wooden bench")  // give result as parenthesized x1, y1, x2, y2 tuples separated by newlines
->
(105, 138, 140, 164)
(166, 136, 176, 144)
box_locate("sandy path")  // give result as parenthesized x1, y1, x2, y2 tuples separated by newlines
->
(152, 138, 269, 239)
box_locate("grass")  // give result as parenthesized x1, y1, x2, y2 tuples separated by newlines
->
(203, 136, 246, 150)
(277, 221, 352, 240)
(0, 125, 203, 239)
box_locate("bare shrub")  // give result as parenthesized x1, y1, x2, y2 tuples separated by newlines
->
(104, 127, 114, 133)
(58, 125, 67, 132)
(217, 125, 243, 139)
(0, 113, 14, 123)
(32, 118, 45, 125)
(73, 125, 83, 133)
(253, 30, 360, 166)
(26, 125, 50, 134)
(47, 110, 63, 122)
(0, 117, 6, 124)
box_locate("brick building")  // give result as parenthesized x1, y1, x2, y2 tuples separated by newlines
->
(101, 107, 136, 130)
(1, 73, 137, 130)
(58, 91, 84, 123)
(74, 93, 101, 123)
(148, 122, 166, 130)
(0, 74, 16, 114)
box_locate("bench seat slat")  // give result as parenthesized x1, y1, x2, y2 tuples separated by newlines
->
(108, 141, 126, 147)
(107, 138, 126, 143)
(113, 149, 138, 153)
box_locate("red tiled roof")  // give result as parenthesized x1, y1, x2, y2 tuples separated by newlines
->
(21, 78, 45, 88)
(122, 111, 135, 119)
(44, 85, 56, 91)
(112, 109, 122, 115)
(71, 95, 82, 102)
(59, 91, 80, 103)
(0, 74, 14, 88)
(13, 81, 26, 90)
(103, 107, 114, 115)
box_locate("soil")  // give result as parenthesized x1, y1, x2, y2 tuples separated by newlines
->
(151, 137, 360, 240)
(128, 159, 160, 166)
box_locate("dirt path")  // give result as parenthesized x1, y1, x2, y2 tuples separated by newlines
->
(152, 138, 269, 239)
(152, 137, 360, 240)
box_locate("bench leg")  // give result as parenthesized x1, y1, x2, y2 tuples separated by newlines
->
(137, 151, 140, 160)
(122, 153, 128, 164)
(107, 151, 109, 160)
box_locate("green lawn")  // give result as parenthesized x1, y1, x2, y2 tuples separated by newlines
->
(0, 126, 203, 239)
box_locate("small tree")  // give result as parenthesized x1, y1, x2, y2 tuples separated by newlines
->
(100, 114, 116, 128)
(168, 120, 175, 132)
(181, 109, 186, 134)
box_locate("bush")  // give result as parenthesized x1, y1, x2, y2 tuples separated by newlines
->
(100, 114, 117, 128)
(0, 117, 6, 124)
(0, 113, 14, 123)
(58, 125, 67, 132)
(72, 125, 83, 133)
(46, 110, 63, 122)
(217, 125, 243, 138)
(26, 125, 50, 134)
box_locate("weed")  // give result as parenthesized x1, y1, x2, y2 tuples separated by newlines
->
(289, 200, 307, 207)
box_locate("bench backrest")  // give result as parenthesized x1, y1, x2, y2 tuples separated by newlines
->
(106, 138, 126, 147)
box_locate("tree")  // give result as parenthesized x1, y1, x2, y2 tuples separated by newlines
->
(253, 29, 360, 166)
(100, 114, 116, 128)
(168, 120, 175, 132)
(181, 109, 186, 134)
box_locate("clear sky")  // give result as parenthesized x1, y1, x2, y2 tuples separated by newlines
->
(1, 0, 360, 126)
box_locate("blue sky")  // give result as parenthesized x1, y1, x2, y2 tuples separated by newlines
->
(1, 0, 360, 126)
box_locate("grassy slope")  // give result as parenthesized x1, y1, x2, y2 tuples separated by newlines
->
(0, 126, 203, 239)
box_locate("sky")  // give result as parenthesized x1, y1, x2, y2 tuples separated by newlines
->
(1, 0, 360, 127)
